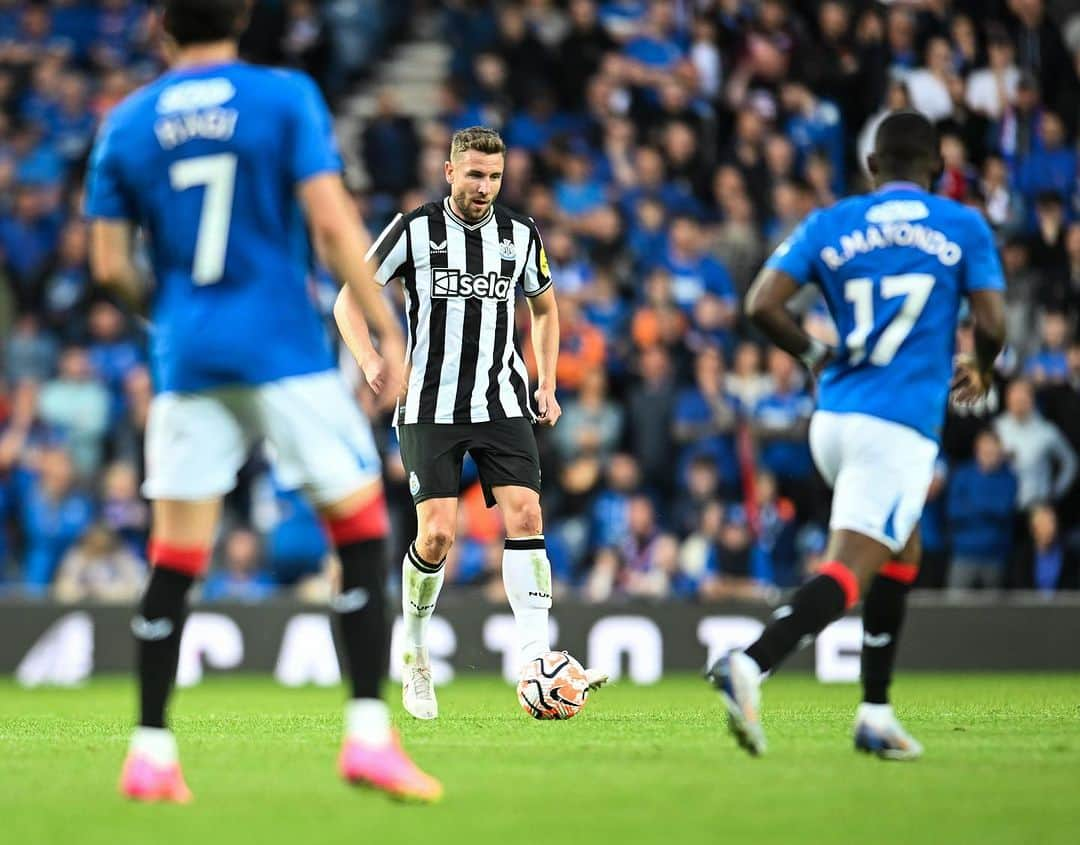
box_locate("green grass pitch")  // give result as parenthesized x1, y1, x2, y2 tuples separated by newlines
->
(2, 673, 1078, 845)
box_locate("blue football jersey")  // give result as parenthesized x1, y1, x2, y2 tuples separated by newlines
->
(765, 182, 1005, 441)
(84, 62, 341, 392)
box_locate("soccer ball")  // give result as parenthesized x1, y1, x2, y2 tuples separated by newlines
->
(517, 651, 590, 720)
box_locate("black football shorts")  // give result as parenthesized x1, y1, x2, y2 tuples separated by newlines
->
(397, 417, 541, 507)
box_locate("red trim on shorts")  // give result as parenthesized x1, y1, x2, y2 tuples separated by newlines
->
(819, 560, 860, 609)
(324, 493, 390, 546)
(148, 539, 211, 577)
(880, 561, 919, 585)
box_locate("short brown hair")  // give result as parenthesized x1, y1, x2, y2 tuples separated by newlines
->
(450, 126, 506, 160)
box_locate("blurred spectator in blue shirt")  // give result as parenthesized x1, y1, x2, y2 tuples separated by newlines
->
(87, 301, 142, 424)
(918, 460, 950, 588)
(751, 470, 799, 587)
(544, 227, 594, 299)
(20, 445, 93, 592)
(781, 81, 846, 194)
(656, 216, 737, 315)
(504, 88, 565, 154)
(752, 349, 815, 512)
(672, 347, 740, 497)
(621, 1, 683, 84)
(37, 346, 110, 479)
(619, 495, 681, 599)
(90, 0, 148, 70)
(1021, 504, 1078, 595)
(946, 429, 1019, 593)
(700, 504, 772, 601)
(677, 498, 722, 596)
(619, 146, 700, 219)
(100, 461, 148, 561)
(672, 455, 721, 539)
(0, 184, 62, 292)
(5, 314, 58, 383)
(20, 58, 63, 129)
(626, 196, 668, 275)
(267, 485, 329, 586)
(1016, 111, 1076, 208)
(202, 528, 277, 603)
(36, 219, 91, 342)
(589, 453, 639, 551)
(554, 149, 607, 219)
(1025, 311, 1069, 387)
(48, 73, 97, 167)
(580, 265, 630, 354)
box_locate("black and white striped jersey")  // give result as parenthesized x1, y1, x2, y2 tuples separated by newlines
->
(366, 198, 553, 425)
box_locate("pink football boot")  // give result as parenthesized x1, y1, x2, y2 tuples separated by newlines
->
(339, 731, 443, 803)
(119, 752, 193, 804)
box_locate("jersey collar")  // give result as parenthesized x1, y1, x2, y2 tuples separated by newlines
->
(876, 181, 925, 194)
(443, 197, 493, 230)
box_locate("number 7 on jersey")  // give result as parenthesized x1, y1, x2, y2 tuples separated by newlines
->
(168, 153, 237, 286)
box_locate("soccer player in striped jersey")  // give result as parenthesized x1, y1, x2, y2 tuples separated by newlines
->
(85, 0, 439, 802)
(339, 127, 606, 719)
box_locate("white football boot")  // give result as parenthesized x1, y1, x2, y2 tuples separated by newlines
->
(584, 668, 610, 691)
(402, 649, 438, 720)
(705, 649, 766, 756)
(854, 703, 924, 761)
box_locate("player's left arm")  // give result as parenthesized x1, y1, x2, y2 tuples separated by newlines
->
(289, 73, 405, 404)
(953, 212, 1007, 403)
(745, 214, 833, 377)
(89, 219, 144, 313)
(527, 285, 561, 427)
(522, 223, 560, 426)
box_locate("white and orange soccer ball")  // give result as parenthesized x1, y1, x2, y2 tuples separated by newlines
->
(517, 651, 590, 720)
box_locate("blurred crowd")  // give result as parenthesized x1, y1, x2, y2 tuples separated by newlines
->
(4, 0, 1080, 604)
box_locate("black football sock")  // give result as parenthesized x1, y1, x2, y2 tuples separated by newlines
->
(861, 564, 916, 705)
(744, 563, 857, 674)
(333, 537, 389, 700)
(134, 568, 194, 729)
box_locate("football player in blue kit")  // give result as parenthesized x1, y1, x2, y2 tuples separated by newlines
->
(85, 0, 441, 802)
(708, 111, 1007, 760)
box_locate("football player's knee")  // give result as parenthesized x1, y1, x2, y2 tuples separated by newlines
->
(507, 501, 543, 537)
(418, 523, 455, 562)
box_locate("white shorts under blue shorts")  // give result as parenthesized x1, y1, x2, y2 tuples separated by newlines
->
(143, 370, 381, 506)
(809, 410, 939, 554)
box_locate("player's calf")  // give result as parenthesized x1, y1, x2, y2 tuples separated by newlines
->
(401, 542, 446, 719)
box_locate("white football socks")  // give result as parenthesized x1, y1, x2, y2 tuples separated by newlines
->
(345, 698, 392, 747)
(502, 536, 553, 666)
(401, 543, 445, 659)
(131, 726, 178, 766)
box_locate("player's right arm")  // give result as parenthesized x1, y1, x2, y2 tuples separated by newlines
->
(745, 214, 834, 377)
(84, 112, 144, 312)
(952, 212, 1007, 404)
(88, 220, 143, 312)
